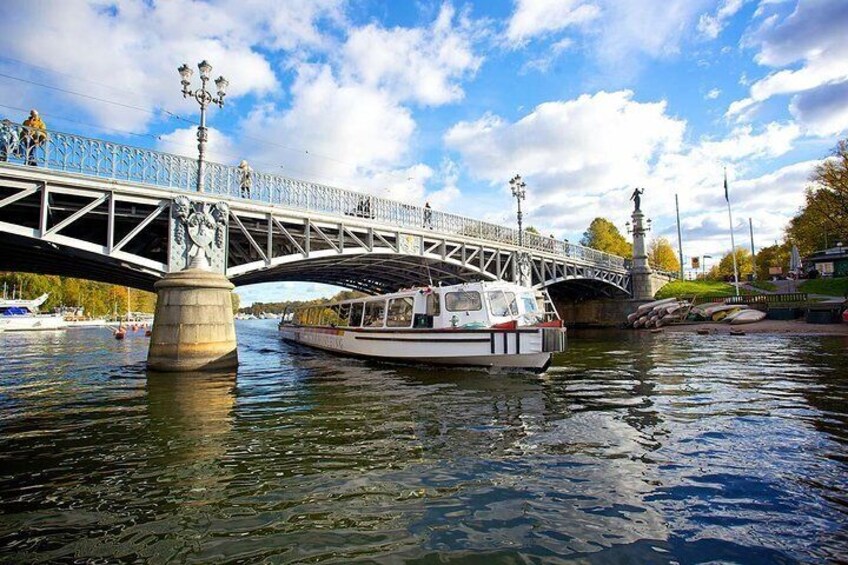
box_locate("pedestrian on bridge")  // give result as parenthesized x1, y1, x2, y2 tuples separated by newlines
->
(22, 110, 47, 166)
(0, 119, 19, 162)
(423, 201, 432, 229)
(238, 160, 253, 198)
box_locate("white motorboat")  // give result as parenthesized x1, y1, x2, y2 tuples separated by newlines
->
(0, 293, 66, 332)
(279, 282, 566, 371)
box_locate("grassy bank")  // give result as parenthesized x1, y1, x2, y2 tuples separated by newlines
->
(655, 279, 756, 300)
(799, 278, 848, 297)
(749, 280, 777, 292)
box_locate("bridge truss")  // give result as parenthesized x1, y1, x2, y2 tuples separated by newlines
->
(0, 125, 630, 295)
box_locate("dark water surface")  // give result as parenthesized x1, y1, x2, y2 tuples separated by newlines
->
(1, 321, 847, 563)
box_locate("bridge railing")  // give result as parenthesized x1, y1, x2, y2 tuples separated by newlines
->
(0, 122, 626, 270)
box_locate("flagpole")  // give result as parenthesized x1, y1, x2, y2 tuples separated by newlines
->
(675, 193, 684, 279)
(749, 218, 756, 281)
(725, 168, 740, 296)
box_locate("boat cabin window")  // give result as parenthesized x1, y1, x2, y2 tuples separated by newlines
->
(300, 307, 318, 326)
(338, 303, 351, 325)
(487, 291, 518, 317)
(324, 305, 345, 327)
(349, 302, 364, 327)
(445, 291, 482, 312)
(426, 292, 440, 316)
(521, 293, 538, 313)
(363, 300, 386, 327)
(386, 297, 414, 327)
(318, 307, 335, 326)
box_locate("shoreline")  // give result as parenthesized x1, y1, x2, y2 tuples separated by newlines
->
(650, 319, 848, 336)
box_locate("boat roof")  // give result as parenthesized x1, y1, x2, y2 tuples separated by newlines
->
(300, 281, 536, 308)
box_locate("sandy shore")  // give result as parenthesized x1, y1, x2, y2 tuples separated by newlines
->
(656, 319, 848, 336)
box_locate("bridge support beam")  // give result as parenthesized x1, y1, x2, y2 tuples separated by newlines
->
(147, 268, 238, 372)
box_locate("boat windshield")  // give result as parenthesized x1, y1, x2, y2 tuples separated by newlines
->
(487, 291, 518, 317)
(386, 297, 414, 327)
(445, 291, 482, 312)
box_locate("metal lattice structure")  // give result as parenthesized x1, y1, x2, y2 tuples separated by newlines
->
(0, 123, 631, 295)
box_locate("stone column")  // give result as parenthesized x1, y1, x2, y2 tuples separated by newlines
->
(147, 269, 238, 372)
(147, 196, 238, 372)
(630, 207, 655, 300)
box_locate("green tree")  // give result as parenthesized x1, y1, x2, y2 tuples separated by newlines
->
(648, 237, 681, 273)
(525, 225, 540, 235)
(710, 247, 754, 280)
(755, 243, 791, 280)
(0, 272, 156, 317)
(786, 139, 848, 254)
(580, 217, 632, 257)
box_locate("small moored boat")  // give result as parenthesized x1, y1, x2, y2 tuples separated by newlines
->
(279, 282, 566, 371)
(729, 310, 767, 325)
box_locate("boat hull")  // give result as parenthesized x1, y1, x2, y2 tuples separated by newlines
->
(0, 315, 66, 332)
(280, 326, 563, 371)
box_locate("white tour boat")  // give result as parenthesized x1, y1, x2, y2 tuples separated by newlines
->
(0, 293, 66, 332)
(279, 282, 566, 371)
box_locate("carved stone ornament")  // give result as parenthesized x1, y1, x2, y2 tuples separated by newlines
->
(169, 196, 229, 273)
(518, 252, 532, 287)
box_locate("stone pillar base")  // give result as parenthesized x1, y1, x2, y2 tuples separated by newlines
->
(147, 269, 238, 372)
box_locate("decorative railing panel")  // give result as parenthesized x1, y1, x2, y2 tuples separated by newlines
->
(0, 122, 626, 270)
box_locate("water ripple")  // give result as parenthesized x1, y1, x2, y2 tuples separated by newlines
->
(0, 324, 846, 563)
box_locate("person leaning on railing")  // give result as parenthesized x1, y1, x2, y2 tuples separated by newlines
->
(21, 109, 47, 166)
(0, 119, 19, 162)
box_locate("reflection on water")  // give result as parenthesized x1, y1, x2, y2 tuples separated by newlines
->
(0, 322, 846, 563)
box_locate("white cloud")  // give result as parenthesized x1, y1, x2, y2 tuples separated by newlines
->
(789, 81, 848, 136)
(445, 87, 809, 251)
(446, 90, 685, 189)
(706, 88, 721, 99)
(341, 3, 482, 105)
(727, 0, 848, 127)
(445, 91, 686, 235)
(697, 0, 747, 39)
(157, 126, 238, 164)
(0, 0, 290, 131)
(521, 38, 574, 73)
(239, 64, 416, 187)
(506, 0, 599, 44)
(590, 0, 713, 68)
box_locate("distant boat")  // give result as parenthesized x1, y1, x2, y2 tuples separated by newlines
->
(0, 293, 66, 332)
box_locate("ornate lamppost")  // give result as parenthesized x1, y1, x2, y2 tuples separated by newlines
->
(509, 174, 526, 247)
(178, 60, 229, 192)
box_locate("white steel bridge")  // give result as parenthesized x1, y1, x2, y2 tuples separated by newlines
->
(0, 124, 631, 295)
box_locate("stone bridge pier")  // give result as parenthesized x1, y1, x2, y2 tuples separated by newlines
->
(147, 196, 238, 372)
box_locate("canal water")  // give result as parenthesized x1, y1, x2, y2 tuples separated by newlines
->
(1, 321, 846, 564)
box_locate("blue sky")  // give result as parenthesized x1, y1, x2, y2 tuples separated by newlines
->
(1, 0, 846, 304)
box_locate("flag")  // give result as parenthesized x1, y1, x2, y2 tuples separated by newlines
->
(724, 169, 729, 202)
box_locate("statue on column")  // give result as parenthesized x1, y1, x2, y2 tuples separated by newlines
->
(630, 187, 643, 212)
